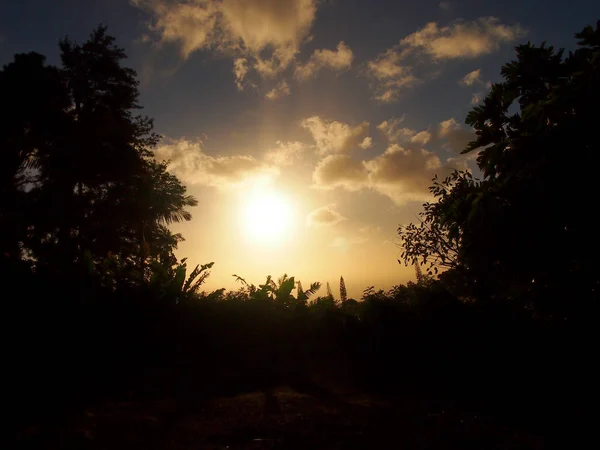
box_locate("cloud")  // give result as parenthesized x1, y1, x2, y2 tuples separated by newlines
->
(265, 80, 291, 100)
(364, 145, 466, 204)
(306, 205, 347, 227)
(233, 58, 249, 90)
(302, 117, 371, 155)
(359, 137, 373, 150)
(411, 131, 432, 145)
(438, 118, 473, 153)
(312, 154, 368, 190)
(378, 115, 473, 153)
(461, 69, 482, 86)
(366, 17, 525, 102)
(133, 0, 317, 85)
(311, 145, 464, 205)
(131, 0, 219, 58)
(377, 122, 432, 146)
(366, 49, 418, 102)
(311, 115, 474, 205)
(263, 141, 304, 166)
(400, 18, 526, 59)
(377, 117, 418, 142)
(469, 80, 493, 106)
(439, 1, 452, 10)
(154, 138, 279, 188)
(295, 41, 353, 80)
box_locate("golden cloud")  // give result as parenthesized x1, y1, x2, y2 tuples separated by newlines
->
(401, 18, 526, 59)
(154, 138, 279, 188)
(306, 205, 347, 227)
(265, 80, 291, 100)
(263, 141, 304, 165)
(302, 116, 371, 155)
(311, 115, 475, 204)
(133, 0, 317, 86)
(367, 17, 525, 102)
(312, 154, 368, 190)
(378, 116, 473, 154)
(461, 68, 482, 86)
(295, 41, 354, 81)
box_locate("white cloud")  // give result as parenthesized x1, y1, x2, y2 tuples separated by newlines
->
(133, 0, 317, 84)
(461, 69, 482, 86)
(295, 41, 353, 80)
(263, 141, 304, 166)
(471, 93, 481, 104)
(154, 138, 279, 188)
(265, 80, 291, 100)
(306, 205, 347, 227)
(302, 117, 370, 155)
(366, 17, 525, 102)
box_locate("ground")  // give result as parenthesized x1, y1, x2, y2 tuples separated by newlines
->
(12, 373, 542, 450)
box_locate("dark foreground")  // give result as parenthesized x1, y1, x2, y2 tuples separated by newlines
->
(11, 370, 543, 450)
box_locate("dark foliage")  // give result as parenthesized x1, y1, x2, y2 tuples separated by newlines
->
(0, 26, 196, 287)
(399, 21, 600, 320)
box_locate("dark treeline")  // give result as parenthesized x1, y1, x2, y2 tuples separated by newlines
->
(3, 22, 599, 449)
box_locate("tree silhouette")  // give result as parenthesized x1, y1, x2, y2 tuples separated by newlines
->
(399, 22, 600, 316)
(0, 53, 70, 267)
(414, 263, 423, 285)
(339, 276, 347, 302)
(0, 26, 196, 286)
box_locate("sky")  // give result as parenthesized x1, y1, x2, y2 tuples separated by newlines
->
(1, 0, 597, 298)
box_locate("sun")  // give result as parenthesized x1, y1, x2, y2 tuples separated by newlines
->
(241, 188, 294, 243)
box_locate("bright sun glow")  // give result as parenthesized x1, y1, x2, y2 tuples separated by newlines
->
(241, 189, 294, 243)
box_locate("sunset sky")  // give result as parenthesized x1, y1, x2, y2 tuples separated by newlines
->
(0, 0, 596, 297)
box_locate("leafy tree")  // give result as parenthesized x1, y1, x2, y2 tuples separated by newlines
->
(414, 263, 424, 285)
(232, 273, 321, 307)
(0, 25, 197, 288)
(399, 22, 600, 316)
(0, 53, 70, 266)
(296, 280, 322, 303)
(339, 276, 347, 302)
(148, 258, 214, 304)
(399, 171, 474, 276)
(326, 281, 335, 302)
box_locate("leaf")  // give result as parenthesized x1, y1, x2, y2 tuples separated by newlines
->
(172, 265, 186, 292)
